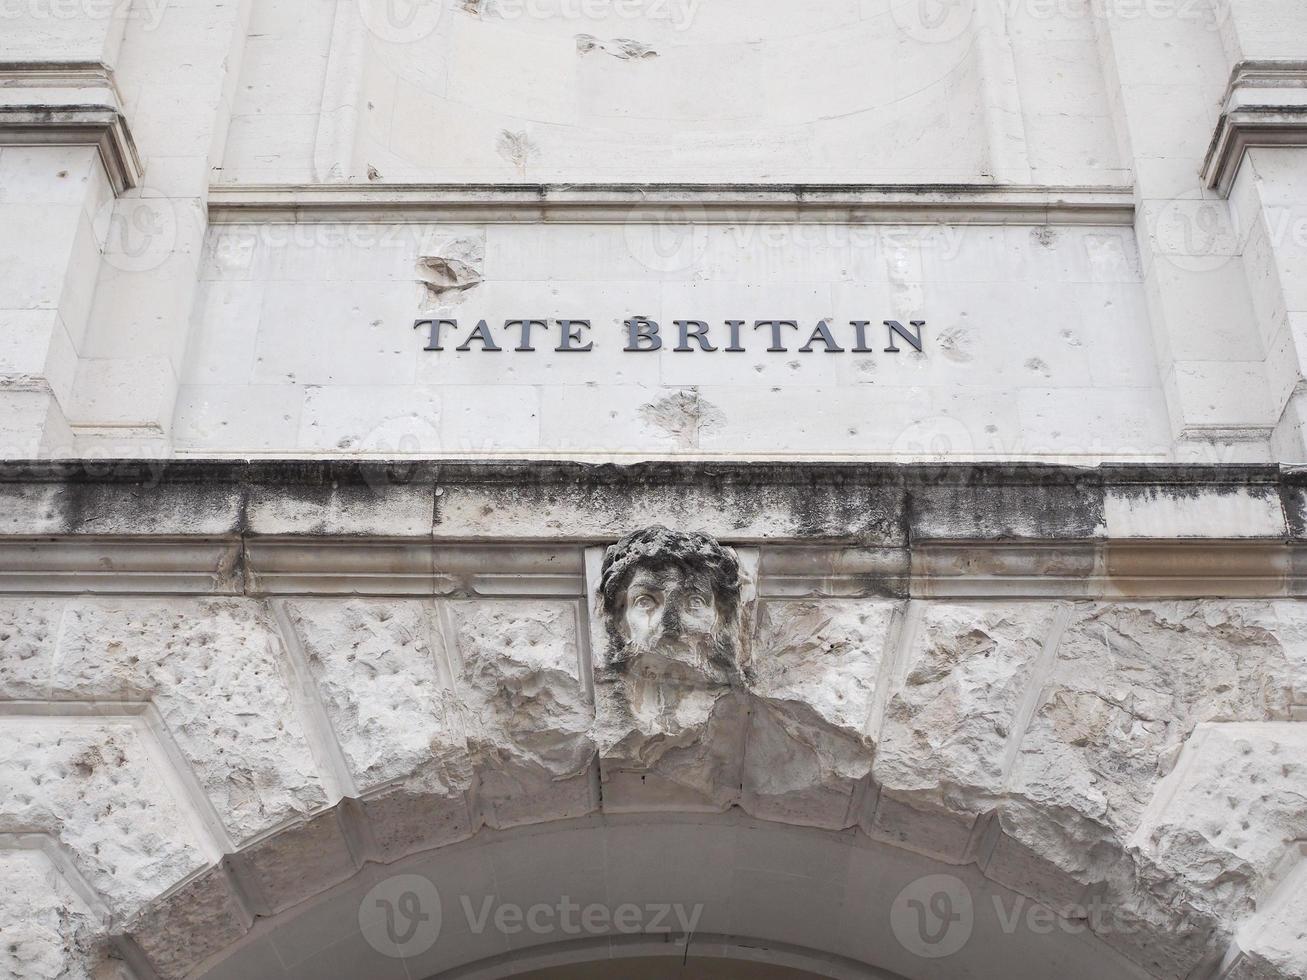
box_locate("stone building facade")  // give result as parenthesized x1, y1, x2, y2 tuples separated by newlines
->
(2, 1, 1307, 978)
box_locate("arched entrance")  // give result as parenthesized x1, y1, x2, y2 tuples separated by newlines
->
(191, 813, 1153, 980)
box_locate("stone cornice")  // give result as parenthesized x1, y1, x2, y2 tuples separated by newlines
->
(0, 61, 142, 195)
(1202, 59, 1307, 196)
(205, 182, 1136, 225)
(0, 460, 1301, 599)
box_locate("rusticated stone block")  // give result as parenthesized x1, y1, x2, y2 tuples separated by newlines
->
(745, 599, 896, 828)
(128, 866, 250, 980)
(0, 597, 328, 844)
(445, 598, 596, 827)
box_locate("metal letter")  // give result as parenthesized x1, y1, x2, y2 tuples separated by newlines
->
(456, 319, 502, 352)
(724, 320, 745, 352)
(850, 321, 874, 353)
(754, 320, 799, 352)
(674, 320, 717, 352)
(414, 318, 457, 351)
(884, 320, 925, 353)
(507, 319, 547, 352)
(556, 319, 594, 352)
(625, 317, 662, 352)
(798, 320, 845, 353)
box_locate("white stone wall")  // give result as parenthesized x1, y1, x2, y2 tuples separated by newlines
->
(0, 0, 1304, 460)
(172, 218, 1167, 458)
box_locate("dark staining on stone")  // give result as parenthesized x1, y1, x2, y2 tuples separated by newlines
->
(0, 459, 1298, 545)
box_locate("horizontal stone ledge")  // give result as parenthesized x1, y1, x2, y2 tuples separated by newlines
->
(0, 61, 142, 194)
(1201, 60, 1307, 195)
(205, 181, 1137, 225)
(0, 460, 1298, 546)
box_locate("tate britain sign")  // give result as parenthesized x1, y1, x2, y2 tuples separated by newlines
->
(414, 317, 928, 354)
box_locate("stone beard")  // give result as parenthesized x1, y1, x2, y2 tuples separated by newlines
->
(598, 526, 746, 690)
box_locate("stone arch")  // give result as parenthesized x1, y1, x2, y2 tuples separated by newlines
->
(2, 478, 1307, 979)
(180, 811, 1159, 980)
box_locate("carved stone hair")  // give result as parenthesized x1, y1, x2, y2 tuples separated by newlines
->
(599, 526, 741, 620)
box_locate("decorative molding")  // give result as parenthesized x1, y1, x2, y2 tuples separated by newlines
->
(0, 461, 1299, 597)
(243, 540, 585, 596)
(1202, 60, 1307, 196)
(0, 61, 142, 194)
(205, 182, 1137, 225)
(0, 536, 1299, 599)
(0, 538, 242, 594)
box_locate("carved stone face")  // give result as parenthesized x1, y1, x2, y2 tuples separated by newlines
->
(598, 526, 744, 684)
(621, 564, 719, 651)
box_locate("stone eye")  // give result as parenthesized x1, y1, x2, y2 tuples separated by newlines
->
(633, 595, 657, 611)
(687, 595, 708, 609)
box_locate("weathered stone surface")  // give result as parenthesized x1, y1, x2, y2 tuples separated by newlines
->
(280, 598, 472, 796)
(871, 601, 1065, 859)
(592, 528, 751, 812)
(0, 848, 104, 980)
(745, 599, 896, 828)
(445, 599, 596, 827)
(1221, 849, 1307, 980)
(0, 598, 328, 844)
(245, 482, 436, 537)
(1009, 603, 1300, 844)
(1134, 723, 1307, 920)
(0, 481, 245, 538)
(128, 867, 249, 980)
(0, 721, 209, 920)
(996, 601, 1307, 973)
(433, 468, 906, 544)
(226, 808, 357, 916)
(1, 573, 1306, 978)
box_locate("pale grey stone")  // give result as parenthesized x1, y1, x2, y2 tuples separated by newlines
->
(0, 722, 209, 920)
(0, 598, 329, 844)
(445, 599, 596, 827)
(744, 599, 896, 828)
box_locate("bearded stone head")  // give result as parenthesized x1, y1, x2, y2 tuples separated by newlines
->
(598, 526, 743, 682)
